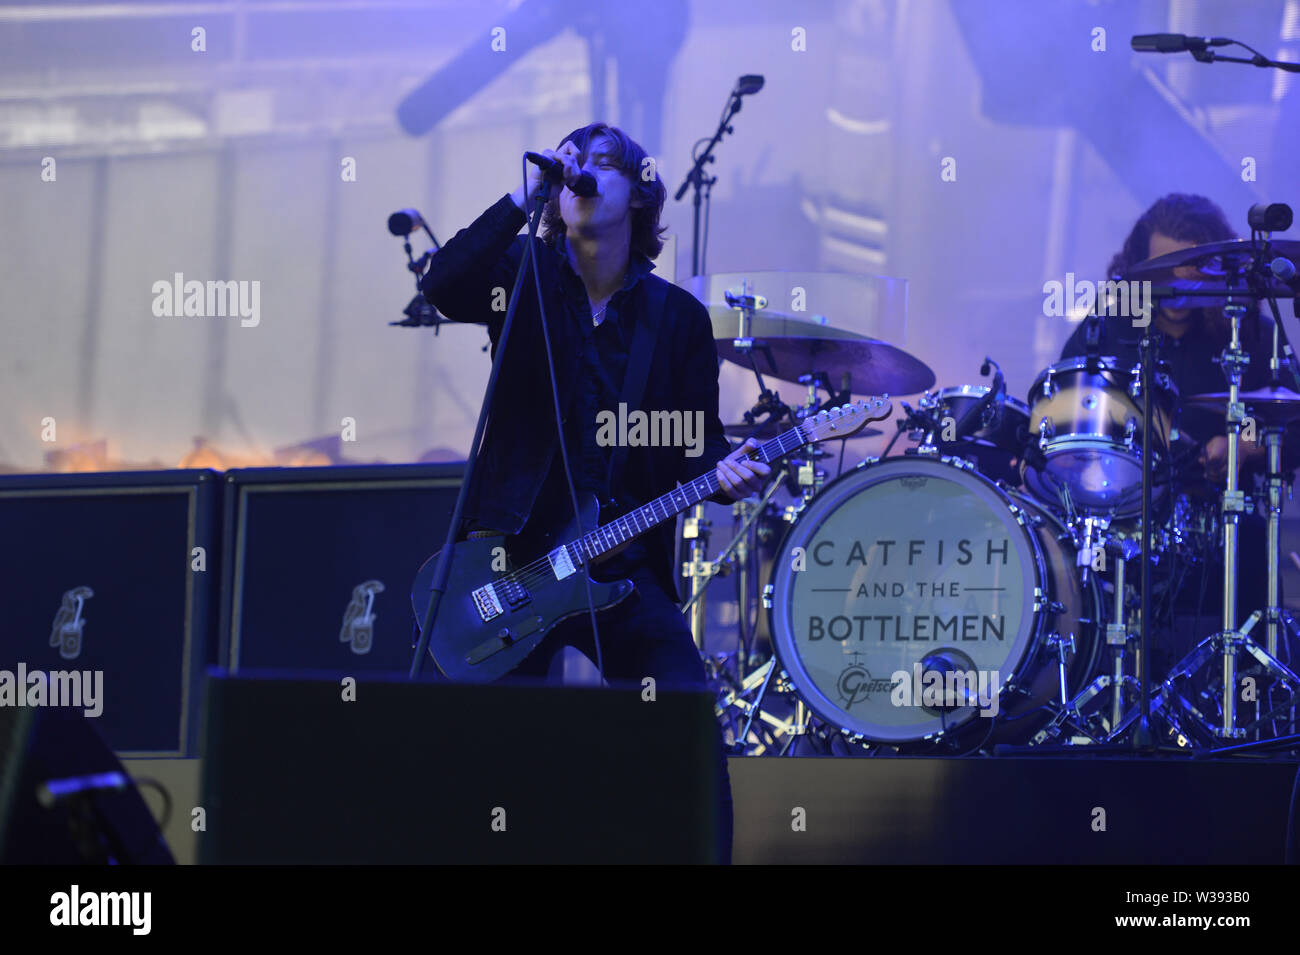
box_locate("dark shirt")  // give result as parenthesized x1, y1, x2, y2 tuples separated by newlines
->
(532, 233, 651, 576)
(420, 194, 732, 599)
(1059, 309, 1277, 447)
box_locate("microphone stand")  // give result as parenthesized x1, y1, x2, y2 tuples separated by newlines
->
(409, 177, 552, 678)
(1132, 319, 1157, 749)
(675, 89, 745, 277)
(1185, 41, 1300, 73)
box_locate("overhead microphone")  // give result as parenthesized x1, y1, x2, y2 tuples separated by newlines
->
(1249, 202, 1294, 233)
(1131, 33, 1231, 53)
(735, 74, 765, 96)
(524, 152, 598, 197)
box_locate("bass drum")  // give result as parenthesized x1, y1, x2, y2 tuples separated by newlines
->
(766, 455, 1101, 749)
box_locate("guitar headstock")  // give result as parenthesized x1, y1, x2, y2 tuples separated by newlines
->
(798, 396, 894, 445)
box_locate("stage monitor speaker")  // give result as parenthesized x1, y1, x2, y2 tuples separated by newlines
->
(0, 707, 174, 864)
(0, 469, 219, 756)
(198, 672, 720, 864)
(219, 463, 463, 675)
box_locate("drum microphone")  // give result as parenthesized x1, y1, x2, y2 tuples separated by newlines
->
(1249, 202, 1293, 233)
(1130, 33, 1231, 53)
(1271, 256, 1300, 295)
(525, 152, 598, 197)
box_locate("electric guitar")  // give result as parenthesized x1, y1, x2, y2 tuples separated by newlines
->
(411, 396, 893, 682)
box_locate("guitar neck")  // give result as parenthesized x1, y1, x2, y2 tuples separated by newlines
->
(573, 428, 803, 563)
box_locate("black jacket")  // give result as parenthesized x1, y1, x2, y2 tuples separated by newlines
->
(421, 194, 731, 599)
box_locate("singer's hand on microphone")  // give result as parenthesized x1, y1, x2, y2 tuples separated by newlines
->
(511, 142, 584, 210)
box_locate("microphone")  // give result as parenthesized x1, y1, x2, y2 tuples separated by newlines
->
(388, 208, 425, 237)
(1250, 202, 1294, 233)
(525, 152, 598, 197)
(1131, 33, 1231, 53)
(1271, 256, 1299, 288)
(735, 74, 764, 96)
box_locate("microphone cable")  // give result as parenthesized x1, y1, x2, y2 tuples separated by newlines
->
(522, 155, 605, 684)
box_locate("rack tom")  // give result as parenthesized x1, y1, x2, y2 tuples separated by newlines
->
(1024, 357, 1176, 517)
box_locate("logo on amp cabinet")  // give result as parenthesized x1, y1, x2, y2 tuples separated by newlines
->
(49, 587, 94, 660)
(340, 580, 385, 655)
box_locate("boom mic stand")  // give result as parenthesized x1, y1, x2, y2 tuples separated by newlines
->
(675, 83, 749, 277)
(409, 176, 554, 678)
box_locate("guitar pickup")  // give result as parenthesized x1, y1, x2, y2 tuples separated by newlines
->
(499, 578, 530, 610)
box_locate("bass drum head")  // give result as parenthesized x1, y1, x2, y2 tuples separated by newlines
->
(767, 456, 1043, 744)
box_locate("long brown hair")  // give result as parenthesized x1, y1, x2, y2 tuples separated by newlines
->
(1106, 193, 1240, 344)
(540, 123, 668, 259)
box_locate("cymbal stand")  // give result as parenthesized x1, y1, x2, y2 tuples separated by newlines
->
(1154, 298, 1300, 740)
(682, 466, 788, 653)
(1030, 529, 1143, 745)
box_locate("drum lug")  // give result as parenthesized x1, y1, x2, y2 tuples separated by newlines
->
(1123, 417, 1137, 451)
(1041, 372, 1057, 398)
(1037, 417, 1053, 450)
(761, 583, 774, 610)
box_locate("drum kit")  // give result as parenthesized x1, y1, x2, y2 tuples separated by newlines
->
(692, 236, 1300, 757)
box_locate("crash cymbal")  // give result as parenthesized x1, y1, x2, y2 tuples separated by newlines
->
(707, 306, 866, 343)
(1122, 239, 1300, 306)
(724, 420, 884, 440)
(716, 335, 934, 395)
(1185, 385, 1300, 423)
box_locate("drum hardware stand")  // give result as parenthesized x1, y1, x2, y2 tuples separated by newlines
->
(681, 505, 713, 651)
(714, 656, 814, 755)
(681, 467, 788, 654)
(1151, 294, 1300, 741)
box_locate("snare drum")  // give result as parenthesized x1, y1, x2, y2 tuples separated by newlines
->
(765, 455, 1101, 748)
(1024, 357, 1176, 517)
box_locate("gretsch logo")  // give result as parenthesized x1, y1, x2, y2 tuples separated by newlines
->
(50, 587, 93, 661)
(340, 580, 384, 654)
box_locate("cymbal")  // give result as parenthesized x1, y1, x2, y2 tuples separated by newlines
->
(1185, 385, 1300, 423)
(1122, 239, 1300, 305)
(708, 307, 934, 395)
(707, 306, 866, 342)
(724, 420, 884, 440)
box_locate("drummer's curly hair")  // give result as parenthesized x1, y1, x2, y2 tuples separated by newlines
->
(539, 123, 668, 260)
(1106, 194, 1242, 343)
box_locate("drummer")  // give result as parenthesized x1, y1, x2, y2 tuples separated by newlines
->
(1058, 193, 1274, 482)
(1057, 192, 1278, 663)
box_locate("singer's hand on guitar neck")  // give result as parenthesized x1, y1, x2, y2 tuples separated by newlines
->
(716, 438, 772, 500)
(511, 141, 584, 210)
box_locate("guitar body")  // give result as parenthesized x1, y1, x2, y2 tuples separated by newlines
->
(410, 494, 634, 683)
(409, 396, 893, 683)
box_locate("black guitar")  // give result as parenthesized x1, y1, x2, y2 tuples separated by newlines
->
(411, 397, 893, 682)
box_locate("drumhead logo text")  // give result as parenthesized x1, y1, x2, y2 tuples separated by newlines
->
(835, 660, 900, 707)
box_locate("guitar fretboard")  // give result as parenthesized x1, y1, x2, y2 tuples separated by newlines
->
(570, 425, 809, 563)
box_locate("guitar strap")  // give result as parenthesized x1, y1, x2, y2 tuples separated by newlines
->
(607, 276, 667, 497)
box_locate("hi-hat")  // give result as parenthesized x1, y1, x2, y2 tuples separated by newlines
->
(1185, 385, 1300, 423)
(1122, 239, 1300, 306)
